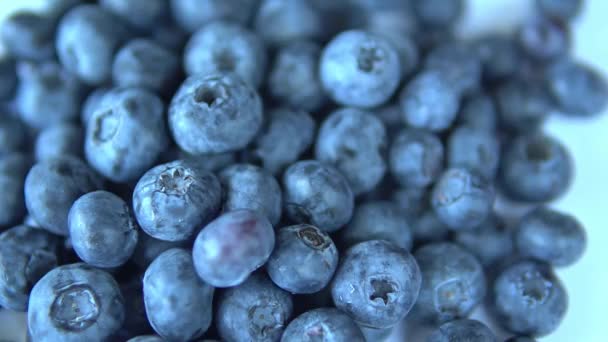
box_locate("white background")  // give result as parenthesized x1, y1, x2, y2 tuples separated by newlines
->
(0, 1, 606, 341)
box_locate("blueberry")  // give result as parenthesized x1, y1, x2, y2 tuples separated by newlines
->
(491, 261, 568, 337)
(515, 207, 586, 267)
(170, 0, 258, 33)
(425, 41, 482, 95)
(127, 336, 163, 342)
(412, 242, 486, 323)
(220, 164, 282, 226)
(268, 41, 326, 112)
(85, 87, 169, 183)
(81, 87, 109, 125)
(400, 69, 461, 132)
(193, 210, 275, 287)
(169, 73, 263, 154)
(184, 21, 267, 87)
(68, 191, 138, 268)
(16, 61, 84, 129)
(217, 273, 293, 341)
(505, 336, 537, 342)
(358, 324, 394, 342)
(133, 160, 222, 242)
(518, 17, 570, 62)
(267, 224, 338, 294)
(281, 308, 365, 342)
(56, 5, 130, 85)
(411, 209, 450, 245)
(391, 186, 429, 219)
(116, 274, 153, 339)
(148, 23, 189, 52)
(500, 134, 572, 203)
(431, 168, 495, 231)
(428, 319, 497, 342)
(143, 248, 214, 341)
(536, 0, 583, 22)
(0, 224, 60, 252)
(340, 201, 412, 251)
(252, 108, 316, 175)
(35, 123, 83, 161)
(454, 214, 514, 267)
(28, 263, 125, 341)
(0, 57, 17, 100)
(1, 11, 55, 61)
(474, 35, 521, 82)
(375, 103, 407, 138)
(412, 0, 465, 28)
(100, 0, 168, 31)
(283, 160, 354, 233)
(545, 57, 608, 117)
(179, 151, 237, 173)
(315, 108, 387, 195)
(25, 156, 102, 236)
(254, 0, 324, 47)
(447, 125, 501, 180)
(331, 240, 421, 328)
(320, 30, 402, 108)
(389, 128, 444, 188)
(112, 39, 180, 94)
(0, 153, 30, 227)
(0, 116, 26, 155)
(132, 233, 187, 269)
(458, 93, 499, 131)
(494, 79, 554, 133)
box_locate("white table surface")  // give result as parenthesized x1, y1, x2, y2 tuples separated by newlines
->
(0, 1, 607, 341)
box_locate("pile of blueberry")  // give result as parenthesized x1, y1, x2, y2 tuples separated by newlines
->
(0, 0, 604, 341)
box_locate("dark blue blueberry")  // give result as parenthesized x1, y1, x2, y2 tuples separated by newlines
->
(116, 274, 153, 339)
(281, 308, 365, 342)
(391, 186, 429, 219)
(68, 191, 138, 268)
(320, 30, 402, 108)
(132, 233, 187, 269)
(268, 41, 326, 112)
(400, 69, 461, 132)
(35, 123, 83, 161)
(425, 41, 482, 95)
(315, 108, 387, 195)
(148, 23, 189, 52)
(100, 0, 168, 31)
(112, 39, 180, 94)
(0, 224, 59, 252)
(340, 201, 412, 251)
(505, 336, 537, 342)
(85, 87, 168, 183)
(494, 79, 554, 133)
(127, 336, 163, 342)
(500, 134, 572, 203)
(267, 224, 338, 294)
(428, 319, 497, 342)
(169, 73, 263, 154)
(358, 324, 394, 342)
(28, 263, 125, 341)
(16, 61, 84, 129)
(375, 103, 406, 138)
(56, 4, 130, 85)
(331, 240, 421, 328)
(454, 214, 514, 267)
(254, 0, 324, 47)
(545, 57, 608, 117)
(474, 35, 521, 82)
(412, 242, 486, 323)
(25, 156, 102, 236)
(0, 57, 17, 100)
(0, 115, 26, 156)
(170, 0, 258, 33)
(217, 273, 293, 342)
(536, 0, 583, 22)
(81, 87, 109, 125)
(184, 21, 267, 87)
(389, 128, 444, 188)
(283, 160, 354, 233)
(412, 0, 464, 28)
(1, 11, 54, 61)
(252, 108, 316, 175)
(515, 207, 586, 267)
(447, 125, 501, 180)
(133, 160, 222, 242)
(491, 261, 568, 337)
(192, 210, 275, 287)
(143, 248, 214, 341)
(179, 151, 237, 173)
(458, 93, 499, 131)
(46, 0, 83, 20)
(411, 209, 450, 245)
(431, 168, 495, 231)
(220, 164, 282, 226)
(518, 17, 570, 62)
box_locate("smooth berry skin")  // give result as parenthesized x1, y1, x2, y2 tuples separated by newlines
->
(425, 42, 482, 95)
(85, 87, 169, 183)
(281, 308, 365, 342)
(170, 0, 258, 33)
(1, 11, 55, 61)
(254, 0, 324, 47)
(178, 151, 237, 173)
(391, 186, 428, 219)
(268, 41, 326, 112)
(283, 160, 354, 233)
(81, 87, 109, 125)
(515, 207, 586, 267)
(358, 325, 394, 342)
(447, 125, 501, 180)
(331, 240, 421, 329)
(315, 108, 387, 196)
(492, 261, 568, 337)
(454, 214, 514, 267)
(411, 209, 450, 245)
(16, 62, 84, 129)
(28, 263, 125, 342)
(252, 108, 316, 175)
(518, 17, 570, 62)
(100, 0, 168, 31)
(412, 0, 464, 28)
(143, 248, 214, 341)
(474, 35, 521, 82)
(400, 69, 460, 132)
(193, 210, 275, 287)
(0, 57, 17, 100)
(428, 319, 497, 342)
(340, 201, 413, 251)
(133, 160, 222, 242)
(169, 73, 263, 154)
(35, 123, 83, 161)
(495, 79, 554, 133)
(389, 128, 444, 189)
(112, 39, 180, 94)
(25, 156, 102, 236)
(220, 164, 282, 226)
(132, 233, 188, 269)
(127, 336, 163, 342)
(217, 273, 293, 342)
(184, 21, 267, 87)
(0, 153, 30, 227)
(267, 224, 339, 294)
(412, 243, 486, 324)
(458, 93, 499, 131)
(536, 0, 583, 21)
(56, 5, 130, 85)
(68, 191, 139, 268)
(500, 134, 573, 203)
(320, 30, 402, 108)
(149, 23, 189, 52)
